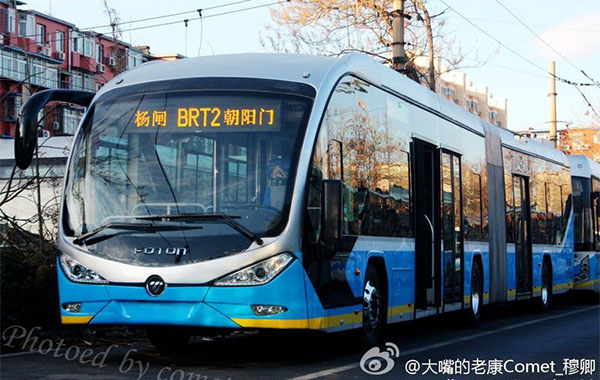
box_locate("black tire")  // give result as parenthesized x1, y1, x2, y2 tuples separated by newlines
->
(361, 265, 386, 347)
(538, 261, 552, 312)
(147, 327, 191, 352)
(468, 261, 483, 324)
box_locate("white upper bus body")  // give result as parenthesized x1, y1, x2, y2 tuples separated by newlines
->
(568, 154, 600, 179)
(57, 53, 570, 285)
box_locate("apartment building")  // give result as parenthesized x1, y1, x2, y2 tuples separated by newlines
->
(414, 57, 508, 128)
(516, 126, 600, 162)
(0, 0, 170, 138)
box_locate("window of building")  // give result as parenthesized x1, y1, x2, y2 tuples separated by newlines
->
(55, 31, 64, 52)
(18, 13, 34, 38)
(61, 107, 84, 135)
(83, 35, 95, 57)
(441, 86, 456, 100)
(29, 62, 45, 86)
(7, 8, 16, 33)
(127, 50, 143, 69)
(4, 95, 22, 122)
(594, 131, 600, 144)
(72, 31, 84, 53)
(45, 67, 58, 88)
(1, 50, 26, 81)
(35, 24, 45, 45)
(71, 72, 83, 90)
(96, 43, 104, 63)
(466, 99, 479, 114)
(83, 74, 95, 91)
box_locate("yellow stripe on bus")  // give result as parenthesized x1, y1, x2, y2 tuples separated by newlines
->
(232, 311, 363, 330)
(61, 315, 93, 324)
(574, 279, 600, 289)
(388, 304, 414, 317)
(552, 282, 572, 292)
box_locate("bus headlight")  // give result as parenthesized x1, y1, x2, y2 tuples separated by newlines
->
(214, 253, 294, 286)
(59, 253, 109, 284)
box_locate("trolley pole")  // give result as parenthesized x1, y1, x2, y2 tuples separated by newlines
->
(549, 60, 558, 148)
(392, 0, 406, 72)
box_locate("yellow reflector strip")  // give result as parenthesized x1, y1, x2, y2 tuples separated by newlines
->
(574, 279, 600, 289)
(232, 311, 363, 330)
(61, 315, 93, 324)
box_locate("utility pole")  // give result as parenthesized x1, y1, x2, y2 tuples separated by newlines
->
(392, 0, 406, 72)
(549, 61, 558, 148)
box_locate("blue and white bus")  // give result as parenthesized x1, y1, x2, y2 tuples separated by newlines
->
(14, 53, 574, 348)
(568, 155, 600, 292)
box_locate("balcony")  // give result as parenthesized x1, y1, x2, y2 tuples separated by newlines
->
(75, 55, 96, 73)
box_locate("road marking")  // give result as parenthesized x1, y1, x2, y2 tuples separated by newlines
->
(0, 350, 40, 358)
(0, 348, 65, 358)
(287, 305, 599, 380)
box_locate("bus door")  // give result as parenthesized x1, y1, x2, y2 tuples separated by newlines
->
(441, 151, 463, 304)
(514, 175, 533, 295)
(412, 139, 441, 309)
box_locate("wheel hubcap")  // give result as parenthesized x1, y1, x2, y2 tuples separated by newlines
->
(471, 291, 480, 315)
(542, 285, 548, 304)
(363, 280, 381, 331)
(471, 273, 480, 315)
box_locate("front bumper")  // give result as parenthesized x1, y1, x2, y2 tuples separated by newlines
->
(57, 256, 310, 328)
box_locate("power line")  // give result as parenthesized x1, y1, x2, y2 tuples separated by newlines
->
(113, 1, 287, 35)
(439, 0, 595, 88)
(442, 0, 600, 120)
(78, 0, 254, 32)
(1, 0, 265, 43)
(447, 16, 600, 34)
(495, 0, 600, 89)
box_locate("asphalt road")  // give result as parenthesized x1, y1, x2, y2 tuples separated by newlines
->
(1, 294, 598, 380)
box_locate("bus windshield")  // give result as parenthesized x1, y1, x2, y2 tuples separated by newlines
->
(63, 88, 312, 266)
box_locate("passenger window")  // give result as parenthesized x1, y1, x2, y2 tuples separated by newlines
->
(530, 178, 547, 244)
(546, 183, 563, 245)
(306, 75, 413, 239)
(464, 172, 483, 241)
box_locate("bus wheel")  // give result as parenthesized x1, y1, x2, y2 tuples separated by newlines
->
(468, 261, 482, 324)
(361, 265, 385, 347)
(147, 327, 191, 352)
(538, 261, 552, 312)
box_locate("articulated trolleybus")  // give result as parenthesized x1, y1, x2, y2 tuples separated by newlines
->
(569, 155, 600, 292)
(14, 54, 574, 348)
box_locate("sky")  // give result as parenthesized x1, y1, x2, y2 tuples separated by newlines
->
(23, 0, 600, 132)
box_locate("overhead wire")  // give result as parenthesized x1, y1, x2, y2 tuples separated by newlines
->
(1, 0, 282, 44)
(495, 0, 600, 89)
(439, 0, 599, 118)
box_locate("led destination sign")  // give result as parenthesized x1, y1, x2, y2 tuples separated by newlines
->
(132, 102, 281, 132)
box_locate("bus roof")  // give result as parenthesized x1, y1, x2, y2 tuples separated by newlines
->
(568, 155, 600, 179)
(97, 53, 567, 166)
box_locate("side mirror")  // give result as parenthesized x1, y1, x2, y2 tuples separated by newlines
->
(15, 89, 95, 170)
(321, 179, 343, 245)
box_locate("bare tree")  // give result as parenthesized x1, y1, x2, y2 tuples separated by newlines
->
(262, 0, 470, 89)
(103, 0, 128, 74)
(1, 137, 67, 254)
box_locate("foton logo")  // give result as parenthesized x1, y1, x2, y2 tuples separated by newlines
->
(145, 275, 166, 296)
(133, 247, 187, 256)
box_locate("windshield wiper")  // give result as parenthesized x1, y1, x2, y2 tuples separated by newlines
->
(73, 222, 203, 246)
(136, 213, 264, 246)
